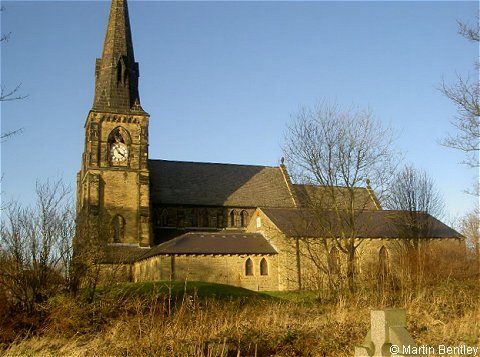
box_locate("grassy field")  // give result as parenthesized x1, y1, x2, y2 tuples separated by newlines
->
(1, 279, 479, 356)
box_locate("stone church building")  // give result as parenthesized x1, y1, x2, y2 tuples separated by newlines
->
(76, 0, 463, 291)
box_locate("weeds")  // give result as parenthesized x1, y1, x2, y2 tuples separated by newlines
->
(1, 279, 479, 357)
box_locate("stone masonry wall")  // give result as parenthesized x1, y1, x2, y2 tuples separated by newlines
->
(134, 254, 279, 291)
(247, 212, 300, 290)
(248, 209, 467, 291)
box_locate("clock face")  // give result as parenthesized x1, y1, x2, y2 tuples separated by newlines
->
(111, 142, 128, 163)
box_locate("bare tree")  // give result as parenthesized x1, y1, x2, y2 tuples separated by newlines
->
(70, 210, 110, 300)
(440, 17, 479, 193)
(384, 165, 445, 285)
(0, 6, 25, 102)
(0, 83, 26, 103)
(0, 127, 24, 143)
(385, 165, 444, 218)
(283, 101, 398, 293)
(1, 6, 26, 142)
(0, 180, 74, 311)
(460, 208, 480, 278)
(440, 74, 479, 167)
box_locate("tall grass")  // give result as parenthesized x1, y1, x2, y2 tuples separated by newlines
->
(1, 278, 478, 357)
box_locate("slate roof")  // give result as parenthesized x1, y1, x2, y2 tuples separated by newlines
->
(138, 232, 277, 260)
(261, 208, 463, 239)
(98, 244, 151, 264)
(293, 184, 380, 210)
(149, 160, 295, 207)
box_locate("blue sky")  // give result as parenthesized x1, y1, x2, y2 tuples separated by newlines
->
(1, 1, 478, 222)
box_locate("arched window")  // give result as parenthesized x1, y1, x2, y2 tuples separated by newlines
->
(328, 247, 340, 274)
(117, 58, 123, 83)
(177, 209, 185, 227)
(260, 258, 268, 276)
(117, 57, 127, 84)
(217, 213, 223, 228)
(112, 215, 126, 243)
(191, 209, 198, 227)
(379, 246, 389, 276)
(245, 258, 254, 276)
(160, 209, 168, 226)
(240, 210, 248, 227)
(198, 209, 209, 227)
(229, 210, 236, 227)
(108, 126, 131, 145)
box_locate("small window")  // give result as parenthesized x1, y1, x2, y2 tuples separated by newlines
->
(245, 258, 254, 276)
(160, 209, 168, 226)
(117, 58, 123, 83)
(217, 213, 223, 228)
(190, 209, 197, 227)
(117, 57, 127, 84)
(260, 258, 268, 276)
(240, 210, 248, 227)
(229, 210, 236, 227)
(199, 210, 209, 227)
(211, 215, 217, 227)
(177, 209, 185, 227)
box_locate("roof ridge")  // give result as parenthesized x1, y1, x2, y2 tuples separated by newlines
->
(260, 207, 434, 214)
(293, 183, 368, 190)
(148, 158, 279, 169)
(179, 231, 262, 236)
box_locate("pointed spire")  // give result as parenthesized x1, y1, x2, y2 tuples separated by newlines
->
(92, 0, 144, 113)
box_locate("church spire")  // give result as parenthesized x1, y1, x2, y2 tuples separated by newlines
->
(92, 0, 144, 113)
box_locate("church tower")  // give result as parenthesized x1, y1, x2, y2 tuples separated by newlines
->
(77, 0, 151, 247)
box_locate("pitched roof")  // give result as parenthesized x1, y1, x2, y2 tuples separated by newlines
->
(98, 244, 150, 264)
(293, 184, 380, 210)
(261, 207, 463, 239)
(149, 160, 296, 207)
(138, 232, 277, 259)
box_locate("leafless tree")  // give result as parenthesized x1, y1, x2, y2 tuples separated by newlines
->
(440, 17, 479, 193)
(70, 210, 109, 300)
(0, 180, 74, 311)
(0, 127, 24, 143)
(0, 84, 26, 103)
(460, 208, 480, 278)
(283, 100, 398, 293)
(385, 165, 444, 218)
(384, 165, 445, 285)
(1, 6, 26, 142)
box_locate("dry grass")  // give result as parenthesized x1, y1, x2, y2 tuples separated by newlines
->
(1, 279, 479, 357)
